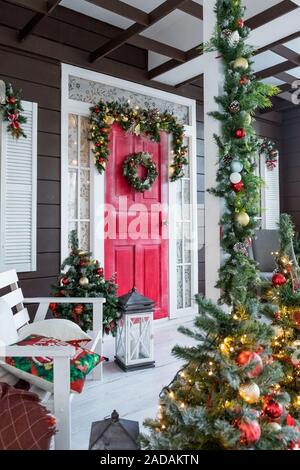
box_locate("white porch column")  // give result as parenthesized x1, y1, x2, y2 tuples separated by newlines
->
(203, 0, 223, 302)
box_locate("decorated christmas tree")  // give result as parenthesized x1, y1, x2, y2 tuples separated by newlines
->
(264, 214, 300, 423)
(141, 0, 300, 450)
(51, 230, 119, 335)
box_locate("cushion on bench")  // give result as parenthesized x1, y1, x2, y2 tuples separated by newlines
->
(2, 335, 102, 393)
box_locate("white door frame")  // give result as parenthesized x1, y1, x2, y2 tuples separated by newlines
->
(61, 63, 198, 320)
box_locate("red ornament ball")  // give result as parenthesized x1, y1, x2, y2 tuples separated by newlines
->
(231, 181, 244, 193)
(240, 76, 249, 86)
(237, 18, 245, 28)
(73, 304, 84, 315)
(97, 267, 104, 276)
(286, 414, 296, 427)
(235, 128, 246, 139)
(49, 303, 57, 312)
(61, 277, 70, 286)
(263, 396, 283, 419)
(239, 419, 261, 444)
(272, 273, 287, 287)
(293, 311, 300, 330)
(236, 351, 263, 378)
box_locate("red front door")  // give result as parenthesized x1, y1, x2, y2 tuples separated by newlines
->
(104, 124, 169, 319)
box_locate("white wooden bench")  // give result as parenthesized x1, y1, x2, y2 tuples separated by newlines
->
(0, 269, 105, 450)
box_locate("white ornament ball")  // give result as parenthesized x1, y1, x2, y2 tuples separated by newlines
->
(228, 30, 240, 47)
(230, 172, 242, 184)
(231, 161, 244, 173)
(267, 422, 282, 432)
(239, 382, 260, 404)
(235, 212, 250, 227)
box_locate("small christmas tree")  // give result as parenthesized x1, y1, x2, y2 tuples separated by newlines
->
(264, 214, 300, 423)
(51, 230, 119, 335)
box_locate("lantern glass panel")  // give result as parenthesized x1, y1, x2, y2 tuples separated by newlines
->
(116, 318, 126, 363)
(129, 315, 151, 361)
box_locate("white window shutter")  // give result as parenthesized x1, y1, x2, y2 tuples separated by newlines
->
(260, 155, 280, 230)
(0, 100, 38, 272)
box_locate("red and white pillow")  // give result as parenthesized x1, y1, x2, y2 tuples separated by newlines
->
(3, 335, 102, 393)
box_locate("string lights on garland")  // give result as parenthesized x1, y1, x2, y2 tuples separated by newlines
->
(0, 80, 27, 138)
(89, 100, 188, 182)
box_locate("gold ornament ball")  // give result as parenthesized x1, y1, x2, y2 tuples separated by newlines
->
(169, 166, 175, 177)
(78, 250, 88, 257)
(233, 57, 249, 70)
(239, 382, 260, 403)
(79, 276, 89, 287)
(104, 115, 115, 125)
(235, 212, 250, 227)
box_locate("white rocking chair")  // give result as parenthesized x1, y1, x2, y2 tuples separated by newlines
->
(0, 269, 105, 450)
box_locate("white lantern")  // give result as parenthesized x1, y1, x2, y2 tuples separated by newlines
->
(115, 287, 155, 371)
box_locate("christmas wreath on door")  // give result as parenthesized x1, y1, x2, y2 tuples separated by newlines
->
(123, 152, 158, 193)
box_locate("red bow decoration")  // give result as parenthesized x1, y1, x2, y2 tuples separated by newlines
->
(266, 160, 277, 171)
(7, 113, 20, 129)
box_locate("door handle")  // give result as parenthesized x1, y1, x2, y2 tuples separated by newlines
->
(162, 219, 168, 227)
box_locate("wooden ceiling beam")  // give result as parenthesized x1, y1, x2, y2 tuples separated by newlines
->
(245, 0, 298, 30)
(85, 0, 149, 26)
(271, 44, 300, 66)
(18, 0, 61, 41)
(128, 36, 186, 61)
(257, 31, 300, 55)
(175, 73, 203, 89)
(5, 0, 47, 13)
(90, 0, 189, 62)
(256, 60, 297, 79)
(178, 1, 203, 19)
(275, 71, 298, 84)
(148, 45, 200, 80)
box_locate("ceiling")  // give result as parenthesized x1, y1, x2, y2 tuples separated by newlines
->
(7, 0, 300, 112)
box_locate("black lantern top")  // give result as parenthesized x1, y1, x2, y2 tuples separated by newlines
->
(118, 287, 155, 314)
(89, 410, 140, 450)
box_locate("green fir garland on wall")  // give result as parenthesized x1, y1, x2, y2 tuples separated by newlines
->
(89, 100, 188, 182)
(207, 0, 279, 311)
(259, 138, 279, 171)
(0, 80, 27, 139)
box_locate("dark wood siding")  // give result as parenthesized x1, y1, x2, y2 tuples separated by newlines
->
(281, 107, 300, 231)
(0, 0, 204, 300)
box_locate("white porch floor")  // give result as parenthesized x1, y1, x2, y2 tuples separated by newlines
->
(71, 316, 196, 450)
